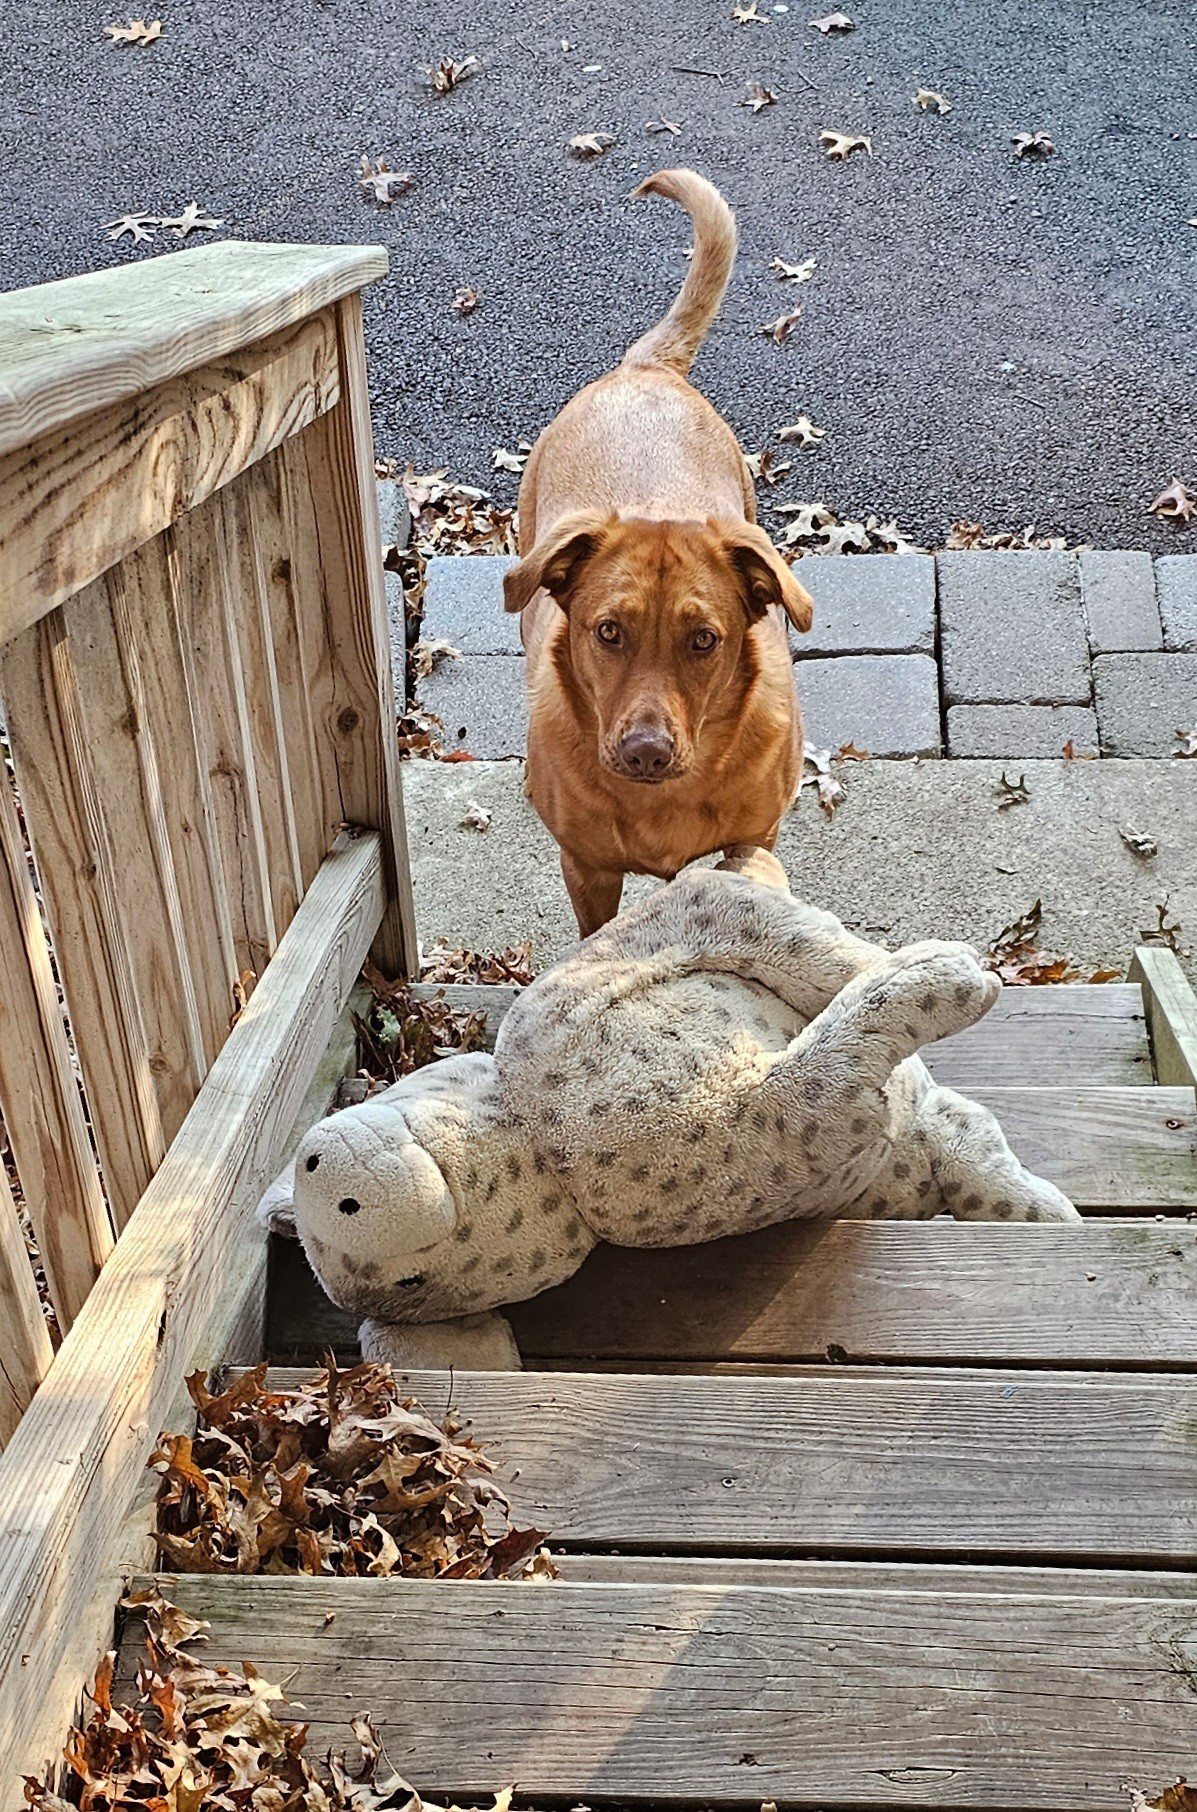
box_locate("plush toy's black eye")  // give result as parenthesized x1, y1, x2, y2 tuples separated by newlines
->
(398, 1273, 425, 1290)
(338, 1196, 362, 1215)
(305, 1154, 320, 1173)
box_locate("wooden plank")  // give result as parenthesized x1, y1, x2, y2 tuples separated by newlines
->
(404, 982, 1153, 1087)
(275, 299, 418, 977)
(255, 1365, 1197, 1561)
(562, 1551, 1197, 1599)
(267, 1217, 1197, 1368)
(120, 1574, 1197, 1810)
(0, 1167, 53, 1447)
(64, 571, 207, 1147)
(0, 830, 384, 1794)
(967, 1084, 1197, 1206)
(0, 771, 112, 1323)
(0, 607, 167, 1227)
(1132, 945, 1197, 1090)
(0, 313, 341, 645)
(0, 241, 386, 458)
(117, 534, 240, 1067)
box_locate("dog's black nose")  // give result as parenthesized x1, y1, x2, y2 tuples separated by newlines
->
(618, 725, 674, 778)
(338, 1196, 362, 1216)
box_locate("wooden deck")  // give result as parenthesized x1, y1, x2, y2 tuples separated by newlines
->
(120, 968, 1197, 1812)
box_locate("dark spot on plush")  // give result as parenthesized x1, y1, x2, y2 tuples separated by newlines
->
(545, 1070, 565, 1088)
(633, 1206, 651, 1223)
(892, 1160, 910, 1180)
(485, 1178, 499, 1202)
(961, 1193, 982, 1214)
(630, 1164, 649, 1182)
(505, 1206, 524, 1233)
(723, 1145, 735, 1165)
(455, 1223, 473, 1242)
(941, 1178, 962, 1199)
(993, 1200, 1014, 1220)
(917, 991, 936, 1014)
(850, 1117, 868, 1135)
(752, 1107, 768, 1131)
(305, 1154, 320, 1173)
(691, 1165, 707, 1186)
(528, 1247, 547, 1271)
(954, 982, 972, 1005)
(563, 1217, 583, 1240)
(544, 1106, 561, 1126)
(506, 1153, 522, 1181)
(338, 1197, 361, 1216)
(590, 1100, 610, 1117)
(661, 1176, 680, 1195)
(771, 1163, 785, 1186)
(461, 1253, 481, 1274)
(774, 1112, 787, 1136)
(803, 1078, 824, 1106)
(596, 1150, 616, 1168)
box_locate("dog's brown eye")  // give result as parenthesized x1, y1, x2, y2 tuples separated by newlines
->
(691, 628, 719, 653)
(596, 620, 621, 646)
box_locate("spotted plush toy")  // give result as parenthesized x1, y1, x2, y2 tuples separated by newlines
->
(269, 846, 1078, 1369)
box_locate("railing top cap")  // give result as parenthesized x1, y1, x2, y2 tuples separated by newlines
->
(0, 240, 388, 458)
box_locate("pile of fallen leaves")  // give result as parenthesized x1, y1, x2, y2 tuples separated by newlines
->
(353, 962, 490, 1085)
(421, 943, 535, 986)
(151, 1360, 554, 1580)
(944, 519, 1079, 551)
(25, 1587, 514, 1812)
(982, 900, 1120, 986)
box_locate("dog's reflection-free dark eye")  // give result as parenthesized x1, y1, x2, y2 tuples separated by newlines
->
(305, 1154, 320, 1173)
(338, 1196, 362, 1216)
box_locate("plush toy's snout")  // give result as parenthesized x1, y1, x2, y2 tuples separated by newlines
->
(292, 1097, 458, 1266)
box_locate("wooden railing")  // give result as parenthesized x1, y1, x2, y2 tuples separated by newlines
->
(0, 241, 413, 1431)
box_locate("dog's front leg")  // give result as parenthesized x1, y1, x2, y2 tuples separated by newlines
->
(560, 849, 624, 938)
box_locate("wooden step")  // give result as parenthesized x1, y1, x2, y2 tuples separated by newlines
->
(263, 1365, 1197, 1563)
(119, 1573, 1197, 1810)
(560, 1551, 1197, 1597)
(268, 1217, 1197, 1367)
(412, 979, 1155, 1088)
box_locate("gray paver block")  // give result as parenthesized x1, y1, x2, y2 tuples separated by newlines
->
(796, 654, 941, 757)
(423, 555, 523, 654)
(937, 551, 1091, 705)
(947, 703, 1099, 758)
(1155, 555, 1197, 652)
(1093, 653, 1197, 756)
(376, 477, 412, 549)
(790, 554, 936, 657)
(1079, 550, 1161, 653)
(419, 653, 527, 759)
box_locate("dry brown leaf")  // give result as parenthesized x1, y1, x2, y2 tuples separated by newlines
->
(452, 285, 480, 314)
(160, 203, 223, 238)
(359, 156, 414, 204)
(819, 128, 872, 159)
(809, 10, 854, 29)
(646, 116, 682, 134)
(569, 131, 616, 156)
(420, 942, 535, 986)
(995, 770, 1030, 810)
(458, 801, 492, 832)
(777, 415, 825, 449)
(355, 961, 492, 1081)
(983, 899, 1119, 986)
(227, 970, 256, 1031)
(103, 16, 161, 43)
(819, 519, 870, 553)
(799, 744, 847, 817)
(741, 83, 778, 113)
(411, 636, 462, 680)
(1012, 130, 1055, 158)
(743, 447, 791, 484)
(837, 741, 871, 760)
(914, 86, 951, 113)
(732, 0, 769, 20)
(423, 53, 481, 93)
(1141, 898, 1183, 952)
(771, 254, 817, 281)
(1175, 727, 1197, 757)
(1133, 1783, 1197, 1812)
(492, 445, 529, 473)
(1148, 478, 1197, 525)
(759, 306, 803, 343)
(103, 212, 158, 243)
(1120, 826, 1157, 859)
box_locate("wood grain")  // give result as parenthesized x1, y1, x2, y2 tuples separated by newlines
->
(0, 1167, 53, 1447)
(0, 770, 112, 1322)
(0, 607, 167, 1227)
(267, 1216, 1197, 1368)
(0, 313, 341, 646)
(0, 241, 386, 458)
(965, 1084, 1197, 1206)
(0, 831, 384, 1794)
(118, 1574, 1197, 1809)
(258, 1365, 1197, 1560)
(1132, 945, 1197, 1090)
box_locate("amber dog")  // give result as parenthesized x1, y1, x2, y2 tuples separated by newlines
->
(503, 168, 812, 936)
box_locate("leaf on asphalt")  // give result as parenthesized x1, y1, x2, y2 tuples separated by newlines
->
(152, 1359, 554, 1579)
(868, 515, 928, 553)
(1120, 826, 1157, 859)
(1147, 478, 1197, 525)
(799, 744, 847, 817)
(741, 83, 778, 113)
(809, 10, 855, 29)
(743, 447, 792, 484)
(777, 415, 826, 449)
(732, 0, 769, 20)
(492, 445, 529, 472)
(995, 770, 1030, 810)
(819, 519, 872, 553)
(422, 53, 481, 93)
(819, 128, 872, 159)
(359, 156, 414, 204)
(1176, 727, 1197, 757)
(569, 131, 617, 156)
(759, 306, 803, 343)
(646, 116, 683, 133)
(1012, 129, 1055, 158)
(103, 212, 159, 243)
(411, 637, 462, 680)
(103, 17, 161, 43)
(160, 203, 223, 238)
(771, 254, 817, 281)
(1141, 898, 1183, 951)
(452, 285, 481, 314)
(778, 499, 835, 544)
(458, 801, 493, 832)
(914, 86, 951, 113)
(946, 518, 1075, 551)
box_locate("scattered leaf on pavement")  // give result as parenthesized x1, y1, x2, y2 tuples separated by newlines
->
(744, 447, 792, 483)
(646, 116, 683, 133)
(160, 203, 223, 238)
(423, 54, 481, 93)
(732, 1, 770, 21)
(1141, 898, 1182, 951)
(741, 83, 778, 112)
(452, 285, 481, 314)
(569, 131, 617, 156)
(1176, 727, 1197, 757)
(819, 129, 872, 159)
(1148, 478, 1197, 525)
(492, 445, 529, 472)
(946, 518, 1073, 550)
(103, 17, 161, 43)
(819, 519, 871, 553)
(914, 87, 951, 113)
(1012, 130, 1055, 158)
(771, 254, 817, 280)
(421, 942, 536, 985)
(1120, 826, 1157, 859)
(777, 415, 826, 448)
(983, 900, 1118, 985)
(459, 801, 493, 832)
(411, 637, 462, 679)
(103, 213, 158, 243)
(1132, 1781, 1197, 1812)
(809, 10, 855, 29)
(359, 156, 414, 204)
(995, 771, 1030, 810)
(759, 306, 803, 343)
(799, 744, 847, 817)
(837, 741, 871, 760)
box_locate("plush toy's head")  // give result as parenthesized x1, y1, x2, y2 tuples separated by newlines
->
(292, 1095, 457, 1274)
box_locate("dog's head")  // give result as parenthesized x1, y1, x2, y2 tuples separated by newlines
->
(504, 512, 812, 783)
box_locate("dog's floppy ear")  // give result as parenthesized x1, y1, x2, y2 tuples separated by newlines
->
(713, 520, 814, 633)
(503, 509, 616, 614)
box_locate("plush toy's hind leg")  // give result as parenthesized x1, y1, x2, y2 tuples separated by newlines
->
(255, 1158, 298, 1238)
(359, 1311, 523, 1370)
(916, 1087, 1080, 1222)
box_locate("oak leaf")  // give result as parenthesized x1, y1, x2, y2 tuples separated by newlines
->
(759, 305, 803, 343)
(1012, 130, 1055, 158)
(741, 83, 778, 112)
(423, 53, 481, 92)
(103, 17, 161, 43)
(1120, 826, 1157, 859)
(359, 156, 414, 204)
(771, 254, 817, 281)
(820, 128, 872, 159)
(452, 285, 480, 313)
(1141, 899, 1182, 951)
(995, 770, 1030, 809)
(800, 744, 847, 817)
(160, 203, 223, 238)
(777, 415, 825, 448)
(1148, 478, 1197, 524)
(819, 519, 870, 553)
(732, 1, 769, 20)
(103, 212, 158, 243)
(1176, 728, 1197, 757)
(809, 10, 854, 28)
(646, 116, 683, 133)
(569, 131, 616, 156)
(914, 87, 951, 113)
(743, 447, 791, 484)
(459, 801, 493, 832)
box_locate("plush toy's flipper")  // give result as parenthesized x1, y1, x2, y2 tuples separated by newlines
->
(359, 1311, 523, 1370)
(255, 1159, 298, 1238)
(916, 1087, 1081, 1222)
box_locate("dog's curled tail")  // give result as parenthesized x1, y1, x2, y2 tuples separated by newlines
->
(621, 168, 737, 377)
